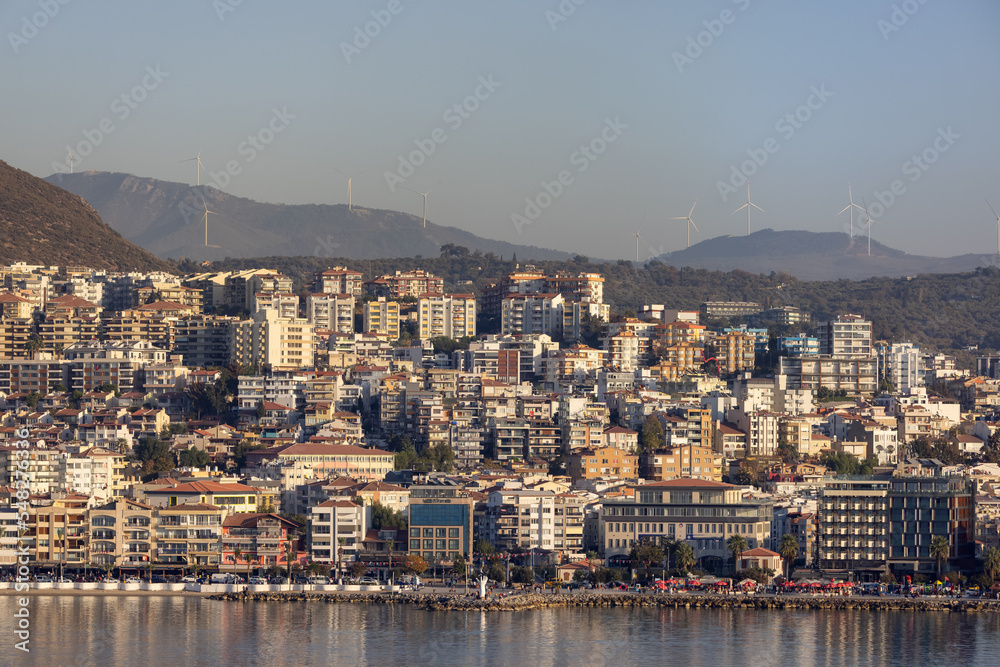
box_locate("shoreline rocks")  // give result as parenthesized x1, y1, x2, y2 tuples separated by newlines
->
(208, 591, 1000, 614)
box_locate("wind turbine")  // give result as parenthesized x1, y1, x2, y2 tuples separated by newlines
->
(67, 150, 74, 174)
(733, 180, 765, 236)
(201, 202, 221, 248)
(181, 150, 205, 186)
(401, 184, 437, 228)
(988, 200, 1000, 258)
(837, 182, 865, 239)
(860, 197, 879, 257)
(333, 168, 367, 211)
(633, 214, 650, 262)
(671, 200, 700, 248)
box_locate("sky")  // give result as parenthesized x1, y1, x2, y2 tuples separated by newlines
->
(3, 0, 999, 261)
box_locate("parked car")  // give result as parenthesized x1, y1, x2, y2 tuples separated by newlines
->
(56, 577, 73, 583)
(307, 576, 330, 585)
(181, 575, 198, 583)
(125, 577, 141, 584)
(358, 576, 379, 585)
(269, 576, 288, 585)
(249, 577, 268, 585)
(35, 575, 52, 583)
(150, 576, 168, 584)
(103, 577, 120, 584)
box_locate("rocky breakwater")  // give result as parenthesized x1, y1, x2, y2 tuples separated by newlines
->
(208, 590, 1000, 614)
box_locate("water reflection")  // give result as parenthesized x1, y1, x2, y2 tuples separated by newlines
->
(1, 596, 998, 666)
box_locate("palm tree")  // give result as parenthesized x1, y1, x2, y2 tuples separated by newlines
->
(778, 534, 799, 582)
(984, 546, 1000, 584)
(233, 546, 243, 582)
(727, 534, 748, 575)
(337, 537, 347, 584)
(675, 542, 695, 573)
(929, 535, 950, 580)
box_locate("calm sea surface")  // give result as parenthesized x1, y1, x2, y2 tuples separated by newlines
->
(1, 595, 998, 666)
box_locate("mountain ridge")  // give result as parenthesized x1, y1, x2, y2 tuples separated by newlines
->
(44, 171, 575, 263)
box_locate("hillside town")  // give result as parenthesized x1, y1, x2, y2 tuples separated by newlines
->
(3, 260, 1000, 590)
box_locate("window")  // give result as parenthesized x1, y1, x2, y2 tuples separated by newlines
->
(448, 528, 459, 538)
(423, 528, 434, 537)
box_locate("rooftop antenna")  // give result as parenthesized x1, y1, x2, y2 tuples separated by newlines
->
(181, 149, 205, 186)
(671, 200, 700, 248)
(733, 180, 764, 236)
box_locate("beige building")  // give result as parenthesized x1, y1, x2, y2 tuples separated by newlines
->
(88, 498, 155, 568)
(229, 309, 315, 370)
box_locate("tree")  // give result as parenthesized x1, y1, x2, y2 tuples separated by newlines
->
(370, 501, 407, 531)
(337, 537, 348, 582)
(403, 554, 427, 576)
(486, 560, 506, 583)
(548, 456, 566, 477)
(981, 429, 1000, 464)
(727, 534, 748, 573)
(983, 546, 1000, 583)
(132, 437, 176, 481)
(233, 546, 244, 580)
(350, 560, 368, 580)
(179, 448, 211, 468)
(452, 554, 467, 582)
(640, 415, 664, 453)
(629, 541, 665, 577)
(674, 542, 696, 573)
(929, 535, 950, 579)
(776, 439, 798, 464)
(778, 534, 799, 581)
(394, 440, 419, 470)
(474, 539, 496, 556)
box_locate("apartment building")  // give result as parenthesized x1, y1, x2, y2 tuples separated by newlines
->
(602, 479, 773, 569)
(366, 270, 443, 299)
(408, 486, 475, 563)
(418, 293, 475, 339)
(308, 499, 364, 567)
(566, 446, 639, 481)
(306, 293, 356, 334)
(778, 356, 878, 394)
(815, 314, 873, 358)
(315, 267, 364, 297)
(27, 494, 90, 570)
(220, 512, 300, 574)
(155, 502, 224, 569)
(817, 478, 890, 572)
(229, 310, 315, 371)
(363, 298, 400, 338)
(484, 489, 557, 552)
(88, 498, 155, 568)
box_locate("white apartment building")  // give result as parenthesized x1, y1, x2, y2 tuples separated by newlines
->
(880, 342, 924, 393)
(816, 314, 873, 358)
(485, 489, 556, 552)
(501, 294, 563, 337)
(418, 294, 476, 339)
(308, 499, 364, 567)
(307, 293, 356, 334)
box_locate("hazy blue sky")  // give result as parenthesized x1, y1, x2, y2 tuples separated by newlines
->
(4, 0, 999, 260)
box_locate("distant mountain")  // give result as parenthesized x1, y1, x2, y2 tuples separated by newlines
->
(44, 171, 574, 262)
(655, 229, 995, 281)
(0, 161, 172, 272)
